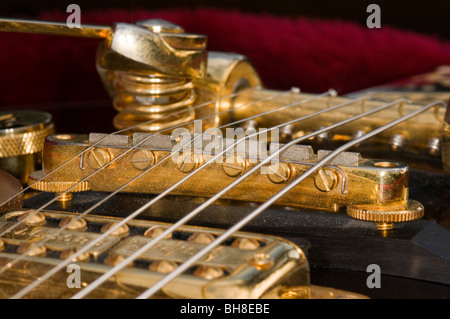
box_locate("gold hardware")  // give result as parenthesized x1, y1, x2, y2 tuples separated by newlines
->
(86, 148, 112, 170)
(131, 149, 155, 170)
(231, 238, 261, 250)
(2, 17, 445, 300)
(0, 210, 310, 299)
(347, 199, 424, 230)
(104, 252, 129, 267)
(149, 260, 178, 274)
(1, 212, 121, 258)
(388, 133, 407, 151)
(101, 222, 130, 237)
(248, 253, 274, 271)
(96, 19, 208, 132)
(60, 248, 90, 262)
(17, 243, 46, 257)
(193, 265, 225, 280)
(267, 162, 291, 184)
(278, 286, 311, 299)
(187, 232, 215, 244)
(0, 18, 111, 38)
(222, 154, 248, 177)
(309, 285, 369, 299)
(176, 152, 202, 173)
(59, 216, 87, 232)
(144, 226, 172, 239)
(231, 89, 446, 156)
(34, 133, 415, 216)
(314, 168, 338, 192)
(426, 137, 441, 156)
(27, 170, 90, 202)
(56, 192, 72, 203)
(17, 210, 46, 226)
(0, 110, 54, 184)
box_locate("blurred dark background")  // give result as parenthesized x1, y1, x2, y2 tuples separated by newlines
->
(1, 0, 449, 40)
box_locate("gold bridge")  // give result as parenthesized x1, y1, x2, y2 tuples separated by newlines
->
(30, 132, 420, 226)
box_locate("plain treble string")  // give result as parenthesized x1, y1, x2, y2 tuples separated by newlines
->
(70, 98, 414, 299)
(136, 101, 443, 299)
(0, 88, 296, 276)
(10, 89, 340, 298)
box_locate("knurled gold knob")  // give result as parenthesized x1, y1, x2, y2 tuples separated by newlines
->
(347, 200, 424, 230)
(0, 110, 54, 184)
(0, 110, 54, 157)
(28, 170, 90, 202)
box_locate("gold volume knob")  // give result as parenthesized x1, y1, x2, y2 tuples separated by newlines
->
(347, 200, 424, 230)
(0, 110, 54, 184)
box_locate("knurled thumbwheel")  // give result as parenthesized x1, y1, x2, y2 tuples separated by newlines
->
(28, 170, 90, 202)
(0, 110, 54, 184)
(0, 110, 54, 157)
(346, 200, 424, 230)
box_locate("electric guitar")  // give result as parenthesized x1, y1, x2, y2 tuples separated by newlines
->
(0, 17, 449, 300)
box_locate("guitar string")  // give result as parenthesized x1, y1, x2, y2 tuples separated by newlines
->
(135, 100, 444, 299)
(0, 18, 445, 299)
(1, 90, 334, 285)
(67, 97, 409, 299)
(14, 95, 436, 300)
(10, 90, 363, 298)
(0, 88, 297, 275)
(0, 87, 286, 240)
(0, 87, 256, 209)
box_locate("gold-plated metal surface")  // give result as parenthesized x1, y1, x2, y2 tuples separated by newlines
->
(27, 170, 90, 203)
(31, 133, 414, 220)
(0, 111, 54, 157)
(17, 211, 46, 226)
(308, 285, 370, 299)
(27, 170, 90, 193)
(231, 89, 447, 156)
(1, 211, 120, 258)
(17, 243, 46, 257)
(347, 199, 425, 230)
(314, 168, 338, 192)
(95, 19, 209, 133)
(0, 18, 111, 38)
(59, 215, 87, 231)
(0, 17, 446, 300)
(96, 18, 262, 133)
(0, 110, 54, 184)
(60, 248, 90, 262)
(0, 210, 309, 299)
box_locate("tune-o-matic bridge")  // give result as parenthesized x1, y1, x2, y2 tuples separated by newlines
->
(28, 132, 423, 229)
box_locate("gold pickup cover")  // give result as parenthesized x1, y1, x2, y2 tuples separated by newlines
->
(0, 209, 310, 299)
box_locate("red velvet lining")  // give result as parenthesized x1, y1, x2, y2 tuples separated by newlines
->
(1, 8, 450, 106)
